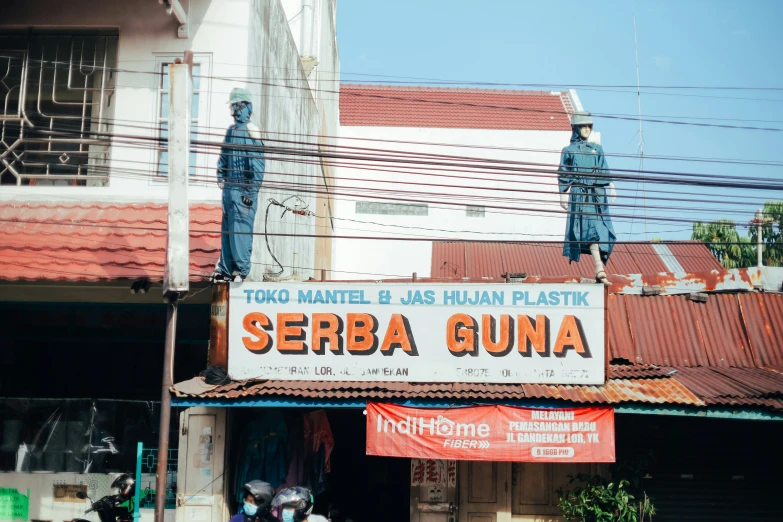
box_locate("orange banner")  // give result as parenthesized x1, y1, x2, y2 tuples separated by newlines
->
(366, 403, 615, 462)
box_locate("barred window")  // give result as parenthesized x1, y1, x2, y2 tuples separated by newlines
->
(0, 31, 118, 186)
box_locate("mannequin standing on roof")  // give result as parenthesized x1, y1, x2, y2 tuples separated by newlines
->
(212, 87, 265, 283)
(558, 111, 616, 285)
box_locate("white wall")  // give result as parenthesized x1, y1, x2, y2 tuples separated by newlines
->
(0, 0, 341, 281)
(0, 0, 247, 203)
(333, 126, 571, 279)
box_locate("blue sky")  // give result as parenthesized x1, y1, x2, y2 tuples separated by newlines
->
(336, 0, 783, 240)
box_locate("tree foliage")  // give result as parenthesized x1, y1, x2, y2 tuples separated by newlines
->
(691, 219, 755, 269)
(748, 201, 783, 267)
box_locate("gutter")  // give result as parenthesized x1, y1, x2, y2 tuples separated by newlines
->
(160, 0, 189, 38)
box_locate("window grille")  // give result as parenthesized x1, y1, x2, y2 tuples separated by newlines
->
(0, 32, 118, 186)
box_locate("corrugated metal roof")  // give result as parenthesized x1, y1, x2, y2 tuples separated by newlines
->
(431, 241, 723, 281)
(174, 365, 783, 412)
(738, 293, 783, 368)
(0, 201, 221, 282)
(340, 85, 573, 130)
(173, 371, 704, 408)
(610, 294, 755, 368)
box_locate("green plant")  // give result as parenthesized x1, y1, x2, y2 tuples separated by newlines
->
(691, 219, 756, 269)
(556, 473, 656, 522)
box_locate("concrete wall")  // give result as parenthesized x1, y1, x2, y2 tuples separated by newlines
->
(0, 0, 340, 280)
(333, 126, 572, 279)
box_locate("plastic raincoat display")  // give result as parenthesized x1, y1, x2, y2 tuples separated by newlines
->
(558, 111, 616, 284)
(213, 88, 265, 282)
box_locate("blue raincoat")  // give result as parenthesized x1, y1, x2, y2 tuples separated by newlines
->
(558, 130, 616, 263)
(216, 104, 265, 278)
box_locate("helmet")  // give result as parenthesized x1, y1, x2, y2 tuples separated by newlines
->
(271, 487, 314, 522)
(228, 87, 253, 104)
(570, 111, 594, 127)
(243, 480, 275, 511)
(111, 474, 135, 498)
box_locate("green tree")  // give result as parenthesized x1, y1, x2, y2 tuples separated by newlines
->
(748, 201, 783, 267)
(691, 219, 756, 269)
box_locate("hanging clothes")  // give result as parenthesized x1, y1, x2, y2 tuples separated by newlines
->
(215, 102, 265, 279)
(558, 130, 616, 263)
(302, 410, 334, 495)
(281, 415, 305, 490)
(235, 411, 288, 502)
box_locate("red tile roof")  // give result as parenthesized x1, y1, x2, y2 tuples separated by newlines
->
(431, 240, 724, 280)
(340, 84, 573, 130)
(0, 201, 221, 282)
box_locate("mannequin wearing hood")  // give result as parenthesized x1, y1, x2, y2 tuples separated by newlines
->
(558, 111, 616, 285)
(213, 88, 265, 283)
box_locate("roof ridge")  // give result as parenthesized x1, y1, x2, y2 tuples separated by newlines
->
(341, 83, 564, 97)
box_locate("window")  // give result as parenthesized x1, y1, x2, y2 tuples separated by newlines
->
(157, 63, 201, 177)
(0, 31, 118, 186)
(355, 202, 428, 216)
(466, 205, 486, 217)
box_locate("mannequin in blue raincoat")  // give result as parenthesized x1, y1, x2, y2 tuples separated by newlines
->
(213, 87, 265, 283)
(558, 111, 616, 285)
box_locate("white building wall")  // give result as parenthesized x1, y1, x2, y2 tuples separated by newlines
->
(333, 126, 572, 279)
(0, 0, 340, 280)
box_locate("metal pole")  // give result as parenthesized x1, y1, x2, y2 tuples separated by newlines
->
(155, 295, 178, 522)
(755, 208, 764, 267)
(156, 52, 192, 522)
(133, 442, 143, 521)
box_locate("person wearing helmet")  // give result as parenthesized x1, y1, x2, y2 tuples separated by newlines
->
(107, 474, 136, 521)
(558, 110, 617, 285)
(111, 473, 135, 498)
(270, 487, 325, 522)
(212, 87, 266, 283)
(230, 480, 276, 522)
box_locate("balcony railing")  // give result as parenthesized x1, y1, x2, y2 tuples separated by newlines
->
(0, 32, 118, 186)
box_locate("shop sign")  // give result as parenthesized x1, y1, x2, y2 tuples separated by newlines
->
(229, 282, 605, 384)
(53, 484, 87, 503)
(0, 488, 29, 522)
(366, 403, 615, 462)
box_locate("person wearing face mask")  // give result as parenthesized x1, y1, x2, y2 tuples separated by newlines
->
(558, 111, 617, 285)
(270, 487, 327, 522)
(212, 87, 266, 283)
(230, 481, 276, 522)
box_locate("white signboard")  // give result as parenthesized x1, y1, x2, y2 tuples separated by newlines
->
(228, 283, 605, 384)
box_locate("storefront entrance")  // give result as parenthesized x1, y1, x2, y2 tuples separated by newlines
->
(224, 408, 409, 522)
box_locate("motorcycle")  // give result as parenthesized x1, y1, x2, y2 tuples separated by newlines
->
(73, 491, 134, 522)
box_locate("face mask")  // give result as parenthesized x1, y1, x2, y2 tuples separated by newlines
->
(579, 125, 592, 140)
(232, 102, 253, 123)
(244, 502, 258, 517)
(282, 509, 295, 522)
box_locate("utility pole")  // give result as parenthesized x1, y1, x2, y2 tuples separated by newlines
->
(156, 51, 192, 522)
(753, 208, 766, 267)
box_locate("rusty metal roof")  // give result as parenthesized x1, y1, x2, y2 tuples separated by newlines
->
(173, 365, 783, 412)
(0, 201, 221, 282)
(608, 294, 756, 367)
(173, 369, 703, 408)
(738, 293, 783, 368)
(431, 241, 724, 281)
